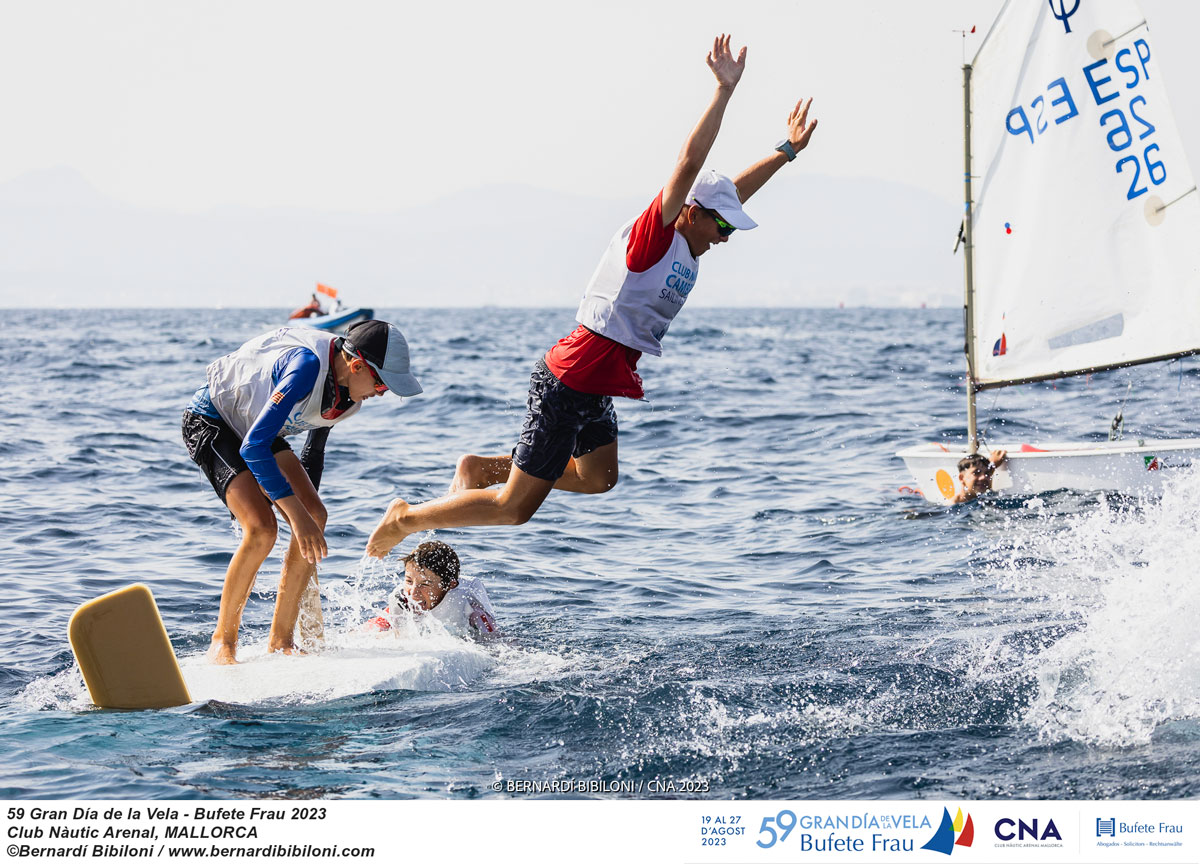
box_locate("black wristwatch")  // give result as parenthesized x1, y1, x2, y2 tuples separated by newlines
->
(775, 139, 797, 162)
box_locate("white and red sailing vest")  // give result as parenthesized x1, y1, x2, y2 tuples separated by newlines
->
(575, 217, 699, 357)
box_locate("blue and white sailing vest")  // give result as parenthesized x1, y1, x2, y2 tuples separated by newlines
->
(207, 328, 361, 439)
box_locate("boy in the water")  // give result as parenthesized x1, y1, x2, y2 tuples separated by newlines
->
(367, 541, 498, 641)
(955, 449, 1008, 503)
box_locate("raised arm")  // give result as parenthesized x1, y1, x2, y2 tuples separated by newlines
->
(734, 97, 819, 203)
(660, 35, 747, 226)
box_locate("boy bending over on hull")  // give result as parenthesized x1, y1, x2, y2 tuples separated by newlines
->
(183, 320, 422, 664)
(365, 541, 499, 640)
(366, 34, 818, 557)
(955, 450, 1008, 504)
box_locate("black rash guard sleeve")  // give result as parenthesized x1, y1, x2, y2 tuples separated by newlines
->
(300, 426, 331, 491)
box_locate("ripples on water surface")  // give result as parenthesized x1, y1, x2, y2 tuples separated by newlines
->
(1, 307, 1198, 799)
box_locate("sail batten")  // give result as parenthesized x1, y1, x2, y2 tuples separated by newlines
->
(968, 0, 1200, 388)
(974, 347, 1200, 391)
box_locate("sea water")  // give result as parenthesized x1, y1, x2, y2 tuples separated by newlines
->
(1, 307, 1197, 799)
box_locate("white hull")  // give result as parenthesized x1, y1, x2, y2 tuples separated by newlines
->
(896, 439, 1200, 504)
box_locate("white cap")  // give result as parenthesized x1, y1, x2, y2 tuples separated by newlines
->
(687, 169, 758, 230)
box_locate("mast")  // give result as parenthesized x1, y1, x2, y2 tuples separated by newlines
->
(962, 62, 979, 454)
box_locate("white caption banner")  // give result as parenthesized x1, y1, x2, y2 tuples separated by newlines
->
(2, 799, 1196, 863)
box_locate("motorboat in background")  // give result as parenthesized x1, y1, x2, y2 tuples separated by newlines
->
(288, 282, 373, 333)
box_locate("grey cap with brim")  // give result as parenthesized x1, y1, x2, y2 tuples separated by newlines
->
(344, 320, 423, 397)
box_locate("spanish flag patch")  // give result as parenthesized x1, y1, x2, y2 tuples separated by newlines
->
(270, 390, 285, 405)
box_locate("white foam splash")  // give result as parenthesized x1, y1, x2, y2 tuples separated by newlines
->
(985, 473, 1200, 746)
(14, 666, 94, 712)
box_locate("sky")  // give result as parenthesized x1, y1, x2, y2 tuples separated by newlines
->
(1, 0, 1198, 307)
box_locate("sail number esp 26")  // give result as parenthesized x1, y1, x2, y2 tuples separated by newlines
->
(1005, 38, 1166, 201)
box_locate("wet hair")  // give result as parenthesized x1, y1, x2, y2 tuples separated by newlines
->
(402, 541, 460, 589)
(957, 454, 991, 473)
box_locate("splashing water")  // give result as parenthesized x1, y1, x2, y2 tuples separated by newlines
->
(7, 307, 1200, 798)
(983, 475, 1200, 746)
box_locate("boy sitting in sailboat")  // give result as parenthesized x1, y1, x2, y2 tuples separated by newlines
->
(954, 450, 1007, 504)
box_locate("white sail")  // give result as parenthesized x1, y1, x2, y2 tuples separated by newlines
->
(970, 0, 1200, 388)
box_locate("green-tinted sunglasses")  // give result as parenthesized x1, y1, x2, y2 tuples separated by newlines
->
(705, 208, 736, 237)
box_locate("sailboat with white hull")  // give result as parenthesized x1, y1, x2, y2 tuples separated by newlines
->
(898, 0, 1200, 503)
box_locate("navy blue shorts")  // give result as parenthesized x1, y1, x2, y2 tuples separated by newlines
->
(182, 410, 290, 504)
(512, 359, 618, 482)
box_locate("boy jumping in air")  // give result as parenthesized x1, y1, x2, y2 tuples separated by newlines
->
(367, 35, 817, 558)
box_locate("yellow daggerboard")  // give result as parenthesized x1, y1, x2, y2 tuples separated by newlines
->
(68, 583, 192, 709)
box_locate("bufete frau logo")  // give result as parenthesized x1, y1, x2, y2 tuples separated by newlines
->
(922, 807, 974, 855)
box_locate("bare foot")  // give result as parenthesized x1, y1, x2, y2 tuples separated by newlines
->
(267, 640, 306, 656)
(366, 498, 411, 558)
(208, 639, 238, 665)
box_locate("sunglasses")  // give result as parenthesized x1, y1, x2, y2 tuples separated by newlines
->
(353, 349, 388, 394)
(703, 207, 736, 237)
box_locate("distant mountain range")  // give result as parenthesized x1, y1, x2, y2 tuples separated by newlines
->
(0, 167, 960, 308)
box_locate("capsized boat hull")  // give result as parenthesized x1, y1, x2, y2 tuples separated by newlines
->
(288, 307, 373, 333)
(896, 439, 1200, 504)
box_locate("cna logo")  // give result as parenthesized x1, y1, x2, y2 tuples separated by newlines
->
(994, 816, 1064, 844)
(922, 807, 974, 856)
